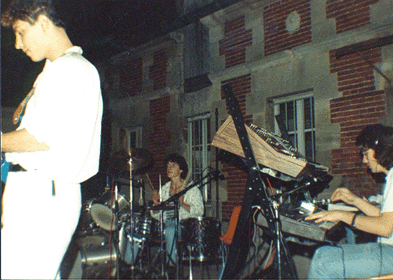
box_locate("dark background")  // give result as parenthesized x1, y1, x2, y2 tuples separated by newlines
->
(1, 0, 178, 107)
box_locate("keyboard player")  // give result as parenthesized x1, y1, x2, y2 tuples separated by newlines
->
(305, 124, 393, 279)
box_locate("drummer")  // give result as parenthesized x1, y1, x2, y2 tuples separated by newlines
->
(151, 153, 204, 266)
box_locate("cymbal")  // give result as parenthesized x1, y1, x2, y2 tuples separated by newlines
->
(109, 148, 154, 176)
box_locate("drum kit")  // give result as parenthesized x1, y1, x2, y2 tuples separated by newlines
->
(66, 149, 222, 279)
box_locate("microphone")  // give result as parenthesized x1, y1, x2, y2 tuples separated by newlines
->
(209, 168, 226, 180)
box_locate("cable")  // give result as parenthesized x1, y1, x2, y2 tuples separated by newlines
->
(265, 177, 275, 195)
(251, 206, 276, 272)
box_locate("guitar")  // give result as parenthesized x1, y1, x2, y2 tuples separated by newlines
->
(1, 153, 10, 184)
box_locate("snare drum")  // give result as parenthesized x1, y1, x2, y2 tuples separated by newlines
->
(118, 215, 151, 264)
(181, 217, 221, 262)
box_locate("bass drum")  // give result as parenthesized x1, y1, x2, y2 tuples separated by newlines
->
(64, 234, 118, 279)
(181, 217, 221, 262)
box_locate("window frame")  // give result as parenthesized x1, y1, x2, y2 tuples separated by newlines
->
(123, 126, 143, 149)
(272, 91, 316, 161)
(187, 113, 211, 204)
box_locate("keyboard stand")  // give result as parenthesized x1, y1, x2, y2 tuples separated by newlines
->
(219, 83, 297, 279)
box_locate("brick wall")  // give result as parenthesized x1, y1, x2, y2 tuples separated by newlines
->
(119, 57, 143, 97)
(221, 74, 252, 221)
(149, 49, 168, 90)
(219, 15, 252, 68)
(330, 40, 386, 197)
(146, 49, 170, 186)
(264, 0, 311, 56)
(326, 0, 379, 34)
(149, 95, 171, 188)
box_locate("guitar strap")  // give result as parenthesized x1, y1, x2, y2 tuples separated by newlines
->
(12, 51, 80, 125)
(13, 87, 35, 125)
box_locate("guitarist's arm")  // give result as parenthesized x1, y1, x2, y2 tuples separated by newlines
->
(1, 129, 50, 153)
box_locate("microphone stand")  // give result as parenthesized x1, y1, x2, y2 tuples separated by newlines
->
(159, 209, 165, 278)
(154, 172, 217, 209)
(174, 198, 180, 280)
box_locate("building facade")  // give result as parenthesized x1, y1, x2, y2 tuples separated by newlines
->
(104, 0, 393, 221)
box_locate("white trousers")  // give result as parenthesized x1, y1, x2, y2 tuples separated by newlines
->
(1, 171, 81, 279)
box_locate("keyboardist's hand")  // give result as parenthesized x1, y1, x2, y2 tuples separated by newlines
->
(331, 188, 360, 206)
(305, 210, 355, 226)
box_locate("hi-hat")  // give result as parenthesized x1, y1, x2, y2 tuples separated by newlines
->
(109, 148, 154, 177)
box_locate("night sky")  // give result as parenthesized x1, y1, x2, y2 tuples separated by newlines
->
(1, 0, 178, 107)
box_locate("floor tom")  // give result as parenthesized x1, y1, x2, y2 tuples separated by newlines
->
(181, 217, 221, 262)
(65, 234, 117, 279)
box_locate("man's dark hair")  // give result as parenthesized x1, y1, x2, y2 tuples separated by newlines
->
(164, 153, 189, 179)
(356, 123, 393, 170)
(1, 0, 65, 28)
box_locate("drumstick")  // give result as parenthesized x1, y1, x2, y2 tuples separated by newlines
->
(159, 174, 162, 202)
(145, 173, 155, 191)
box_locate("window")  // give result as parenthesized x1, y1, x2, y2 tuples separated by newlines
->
(184, 22, 210, 79)
(273, 92, 315, 161)
(183, 22, 212, 93)
(187, 114, 211, 204)
(121, 126, 142, 149)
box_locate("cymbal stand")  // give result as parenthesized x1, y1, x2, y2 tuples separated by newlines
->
(128, 155, 137, 277)
(108, 180, 121, 279)
(173, 199, 180, 279)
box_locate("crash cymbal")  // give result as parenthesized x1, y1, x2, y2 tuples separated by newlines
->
(109, 148, 154, 177)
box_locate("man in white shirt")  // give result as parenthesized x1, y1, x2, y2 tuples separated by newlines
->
(1, 1, 103, 278)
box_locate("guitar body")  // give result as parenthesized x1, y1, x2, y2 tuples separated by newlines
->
(2, 153, 10, 184)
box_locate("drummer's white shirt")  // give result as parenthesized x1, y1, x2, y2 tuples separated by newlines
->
(6, 46, 103, 184)
(151, 181, 204, 222)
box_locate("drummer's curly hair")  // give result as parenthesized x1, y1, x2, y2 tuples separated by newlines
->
(164, 153, 189, 179)
(1, 0, 66, 28)
(356, 123, 393, 170)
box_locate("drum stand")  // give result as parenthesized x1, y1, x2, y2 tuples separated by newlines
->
(114, 155, 142, 279)
(172, 200, 181, 279)
(159, 209, 166, 278)
(187, 244, 194, 280)
(144, 209, 166, 279)
(113, 182, 121, 279)
(145, 201, 182, 279)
